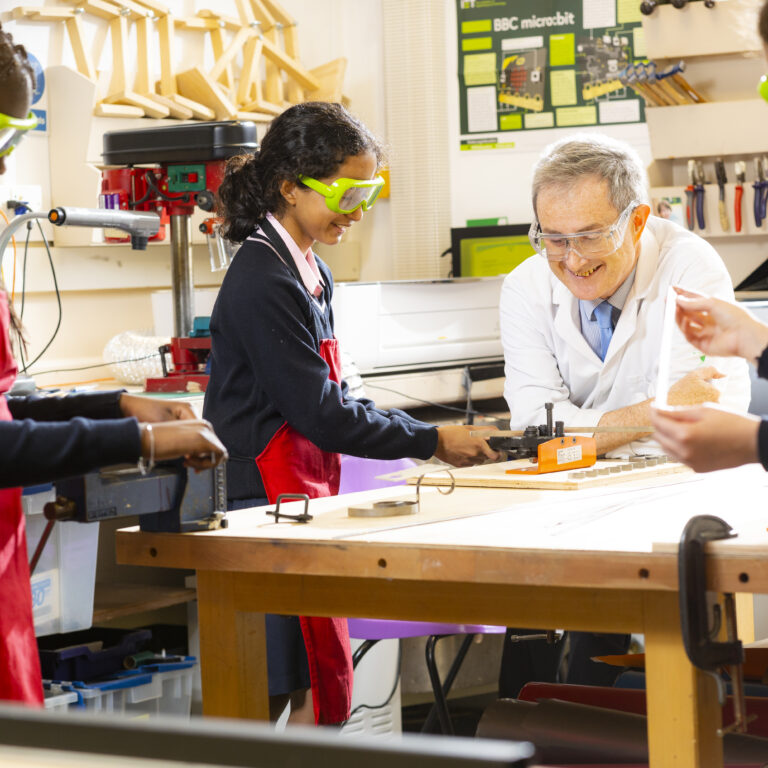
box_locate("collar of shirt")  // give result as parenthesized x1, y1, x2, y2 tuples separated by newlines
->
(579, 264, 637, 322)
(263, 212, 325, 297)
(578, 265, 637, 357)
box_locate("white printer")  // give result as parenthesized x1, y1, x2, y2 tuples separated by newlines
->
(332, 277, 504, 375)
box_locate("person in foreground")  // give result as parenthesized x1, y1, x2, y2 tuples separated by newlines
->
(652, 289, 768, 472)
(0, 22, 227, 708)
(651, 0, 768, 473)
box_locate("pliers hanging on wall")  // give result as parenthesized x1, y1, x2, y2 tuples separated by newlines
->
(754, 157, 768, 228)
(734, 161, 746, 233)
(693, 160, 706, 230)
(685, 159, 696, 231)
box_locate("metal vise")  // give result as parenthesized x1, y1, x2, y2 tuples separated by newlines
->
(43, 461, 227, 533)
(489, 402, 566, 460)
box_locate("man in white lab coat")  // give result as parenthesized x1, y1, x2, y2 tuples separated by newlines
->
(500, 134, 750, 458)
(497, 134, 750, 693)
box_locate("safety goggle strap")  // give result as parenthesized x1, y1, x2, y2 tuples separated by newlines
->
(0, 127, 24, 158)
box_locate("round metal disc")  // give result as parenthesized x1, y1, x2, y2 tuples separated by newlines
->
(347, 500, 419, 518)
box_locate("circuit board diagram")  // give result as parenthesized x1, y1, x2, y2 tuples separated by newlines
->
(578, 33, 632, 102)
(498, 47, 547, 113)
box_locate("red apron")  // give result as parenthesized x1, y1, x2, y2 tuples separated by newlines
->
(0, 291, 43, 706)
(255, 337, 351, 725)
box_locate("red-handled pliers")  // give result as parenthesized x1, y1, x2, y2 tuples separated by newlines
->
(734, 161, 746, 233)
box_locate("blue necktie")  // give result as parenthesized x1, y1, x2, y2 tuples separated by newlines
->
(593, 301, 614, 362)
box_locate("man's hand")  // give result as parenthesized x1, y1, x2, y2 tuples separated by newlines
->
(673, 287, 768, 363)
(667, 366, 724, 407)
(651, 404, 760, 472)
(121, 393, 197, 423)
(433, 425, 500, 467)
(141, 420, 228, 471)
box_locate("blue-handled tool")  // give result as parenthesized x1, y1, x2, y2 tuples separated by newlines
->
(754, 158, 767, 227)
(694, 160, 706, 230)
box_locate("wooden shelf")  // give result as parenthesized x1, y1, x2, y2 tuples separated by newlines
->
(93, 582, 196, 623)
(646, 99, 768, 159)
(642, 0, 762, 59)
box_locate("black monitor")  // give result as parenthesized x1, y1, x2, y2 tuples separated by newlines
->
(0, 705, 535, 768)
(450, 224, 533, 278)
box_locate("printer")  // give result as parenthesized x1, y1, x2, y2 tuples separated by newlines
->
(332, 277, 504, 375)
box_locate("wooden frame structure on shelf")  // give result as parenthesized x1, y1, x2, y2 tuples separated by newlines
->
(12, 0, 348, 121)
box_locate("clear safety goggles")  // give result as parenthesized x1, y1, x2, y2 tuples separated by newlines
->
(299, 174, 385, 214)
(0, 111, 37, 159)
(529, 200, 640, 262)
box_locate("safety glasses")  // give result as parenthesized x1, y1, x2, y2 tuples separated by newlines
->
(299, 174, 385, 214)
(759, 74, 768, 103)
(0, 111, 37, 159)
(529, 200, 640, 262)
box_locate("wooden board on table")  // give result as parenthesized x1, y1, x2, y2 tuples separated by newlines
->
(595, 648, 768, 682)
(411, 458, 692, 491)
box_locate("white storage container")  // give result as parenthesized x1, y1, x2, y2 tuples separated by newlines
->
(46, 658, 197, 719)
(43, 685, 79, 713)
(124, 661, 196, 718)
(24, 486, 99, 637)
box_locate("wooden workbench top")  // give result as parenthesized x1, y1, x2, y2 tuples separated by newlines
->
(116, 463, 768, 595)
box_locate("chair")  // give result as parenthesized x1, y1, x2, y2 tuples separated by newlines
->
(347, 618, 507, 735)
(339, 455, 508, 734)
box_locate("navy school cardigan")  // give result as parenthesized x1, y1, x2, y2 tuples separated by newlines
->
(203, 226, 438, 501)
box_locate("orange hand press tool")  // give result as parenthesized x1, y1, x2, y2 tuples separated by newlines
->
(487, 403, 653, 475)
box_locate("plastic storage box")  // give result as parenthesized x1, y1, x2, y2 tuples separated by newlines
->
(43, 684, 78, 713)
(38, 627, 153, 682)
(46, 657, 197, 718)
(23, 485, 99, 637)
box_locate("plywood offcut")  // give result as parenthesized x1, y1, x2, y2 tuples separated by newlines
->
(412, 458, 692, 491)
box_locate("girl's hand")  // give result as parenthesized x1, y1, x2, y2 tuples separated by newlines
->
(121, 393, 198, 423)
(140, 420, 228, 471)
(650, 404, 760, 473)
(433, 425, 500, 467)
(673, 287, 768, 363)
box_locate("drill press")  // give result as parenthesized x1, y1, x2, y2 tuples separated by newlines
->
(101, 121, 258, 392)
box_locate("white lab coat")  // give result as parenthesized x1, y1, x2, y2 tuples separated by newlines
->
(500, 216, 750, 455)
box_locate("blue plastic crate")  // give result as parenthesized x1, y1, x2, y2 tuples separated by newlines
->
(45, 656, 197, 718)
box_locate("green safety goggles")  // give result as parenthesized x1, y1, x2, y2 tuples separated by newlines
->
(760, 74, 768, 103)
(299, 174, 385, 214)
(0, 111, 37, 159)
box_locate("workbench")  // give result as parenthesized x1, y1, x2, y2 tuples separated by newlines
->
(115, 463, 768, 768)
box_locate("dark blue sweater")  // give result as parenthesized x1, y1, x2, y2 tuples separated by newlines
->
(1, 390, 141, 488)
(203, 228, 438, 500)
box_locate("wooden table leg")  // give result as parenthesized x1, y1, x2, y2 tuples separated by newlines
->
(644, 591, 723, 767)
(197, 570, 270, 720)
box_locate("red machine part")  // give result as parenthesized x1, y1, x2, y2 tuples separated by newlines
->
(100, 167, 168, 244)
(102, 160, 230, 392)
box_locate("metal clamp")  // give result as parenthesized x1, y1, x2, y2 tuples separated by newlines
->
(267, 493, 313, 524)
(679, 515, 747, 733)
